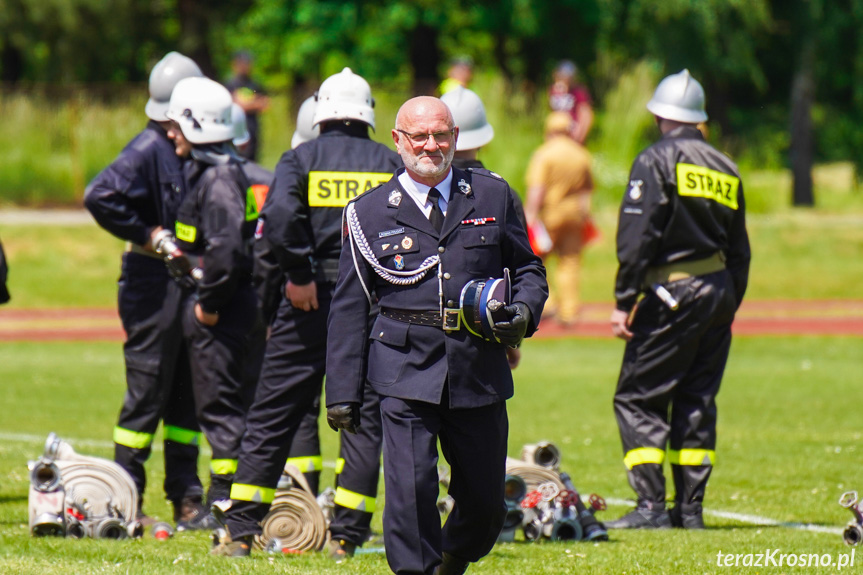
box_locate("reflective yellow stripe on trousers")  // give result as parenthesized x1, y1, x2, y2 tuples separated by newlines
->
(286, 456, 323, 473)
(335, 458, 346, 475)
(164, 425, 202, 446)
(230, 483, 276, 504)
(334, 486, 376, 513)
(668, 448, 715, 466)
(210, 459, 238, 475)
(623, 447, 665, 470)
(113, 426, 154, 449)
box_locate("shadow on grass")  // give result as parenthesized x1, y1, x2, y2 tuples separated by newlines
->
(0, 495, 27, 504)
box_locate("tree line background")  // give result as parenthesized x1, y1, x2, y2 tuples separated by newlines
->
(0, 0, 861, 207)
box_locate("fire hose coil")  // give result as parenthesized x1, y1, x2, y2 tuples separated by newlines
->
(505, 457, 565, 493)
(256, 464, 328, 552)
(28, 433, 139, 538)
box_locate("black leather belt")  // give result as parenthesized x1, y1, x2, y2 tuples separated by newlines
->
(380, 307, 461, 331)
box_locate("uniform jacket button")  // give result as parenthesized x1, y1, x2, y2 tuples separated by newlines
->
(443, 272, 451, 280)
(379, 331, 384, 337)
(438, 246, 445, 253)
(447, 300, 455, 307)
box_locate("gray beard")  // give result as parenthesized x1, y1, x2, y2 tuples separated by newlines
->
(400, 145, 454, 179)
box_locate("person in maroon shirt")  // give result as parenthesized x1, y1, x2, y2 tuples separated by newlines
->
(548, 60, 594, 144)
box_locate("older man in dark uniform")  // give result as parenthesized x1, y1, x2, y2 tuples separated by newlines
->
(606, 70, 750, 530)
(326, 96, 547, 575)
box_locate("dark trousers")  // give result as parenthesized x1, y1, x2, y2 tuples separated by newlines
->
(115, 252, 202, 504)
(613, 270, 737, 505)
(226, 293, 330, 538)
(380, 396, 508, 575)
(330, 380, 383, 546)
(182, 282, 257, 502)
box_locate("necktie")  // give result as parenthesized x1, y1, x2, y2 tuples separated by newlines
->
(427, 187, 445, 233)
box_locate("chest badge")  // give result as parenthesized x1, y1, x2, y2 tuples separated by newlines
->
(401, 236, 413, 250)
(458, 179, 472, 196)
(393, 254, 405, 270)
(628, 180, 644, 201)
(388, 189, 403, 207)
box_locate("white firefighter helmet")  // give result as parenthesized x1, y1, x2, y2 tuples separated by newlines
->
(646, 69, 708, 124)
(145, 51, 204, 121)
(440, 86, 494, 151)
(291, 96, 321, 149)
(231, 103, 250, 147)
(312, 67, 375, 130)
(166, 77, 234, 144)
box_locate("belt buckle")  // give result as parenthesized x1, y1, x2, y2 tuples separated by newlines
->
(443, 308, 461, 331)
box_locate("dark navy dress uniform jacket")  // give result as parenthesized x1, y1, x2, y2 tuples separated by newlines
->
(326, 167, 548, 410)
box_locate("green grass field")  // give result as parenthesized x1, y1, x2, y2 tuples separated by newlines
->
(1, 201, 862, 573)
(2, 206, 862, 308)
(0, 337, 860, 574)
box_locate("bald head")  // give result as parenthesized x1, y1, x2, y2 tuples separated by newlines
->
(395, 96, 454, 132)
(392, 96, 458, 187)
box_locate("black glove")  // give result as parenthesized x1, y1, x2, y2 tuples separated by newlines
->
(164, 253, 197, 289)
(492, 302, 531, 347)
(327, 403, 360, 434)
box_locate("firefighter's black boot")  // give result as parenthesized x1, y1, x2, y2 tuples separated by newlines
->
(670, 464, 711, 529)
(606, 463, 671, 529)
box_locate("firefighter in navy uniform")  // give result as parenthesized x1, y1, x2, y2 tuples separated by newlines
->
(230, 102, 275, 398)
(0, 234, 9, 305)
(327, 96, 547, 575)
(605, 70, 750, 530)
(164, 77, 259, 506)
(216, 67, 401, 558)
(83, 51, 209, 528)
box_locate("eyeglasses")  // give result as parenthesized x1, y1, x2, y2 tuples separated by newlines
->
(396, 128, 455, 145)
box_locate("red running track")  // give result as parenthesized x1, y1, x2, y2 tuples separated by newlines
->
(1, 300, 862, 342)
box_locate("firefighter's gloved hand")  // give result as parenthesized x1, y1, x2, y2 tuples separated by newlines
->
(327, 403, 360, 434)
(492, 302, 531, 347)
(164, 253, 194, 282)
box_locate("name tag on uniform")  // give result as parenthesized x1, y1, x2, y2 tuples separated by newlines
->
(676, 163, 739, 210)
(308, 171, 392, 207)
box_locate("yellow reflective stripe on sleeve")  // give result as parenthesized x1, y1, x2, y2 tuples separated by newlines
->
(307, 171, 393, 207)
(113, 426, 154, 449)
(334, 486, 376, 513)
(175, 221, 197, 243)
(623, 447, 665, 470)
(210, 459, 238, 475)
(163, 425, 202, 446)
(335, 458, 346, 475)
(230, 483, 276, 504)
(668, 448, 715, 466)
(285, 456, 323, 473)
(676, 163, 740, 210)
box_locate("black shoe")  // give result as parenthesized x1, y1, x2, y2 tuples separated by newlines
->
(669, 505, 705, 529)
(327, 538, 357, 563)
(174, 496, 220, 531)
(211, 534, 253, 557)
(135, 510, 157, 528)
(434, 552, 470, 575)
(605, 505, 672, 529)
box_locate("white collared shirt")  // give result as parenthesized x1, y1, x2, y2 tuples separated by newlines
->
(398, 169, 453, 218)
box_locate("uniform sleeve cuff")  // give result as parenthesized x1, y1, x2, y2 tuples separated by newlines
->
(287, 267, 315, 285)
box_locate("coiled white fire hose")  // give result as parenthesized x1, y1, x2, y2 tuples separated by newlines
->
(29, 433, 139, 538)
(505, 457, 565, 493)
(256, 463, 328, 552)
